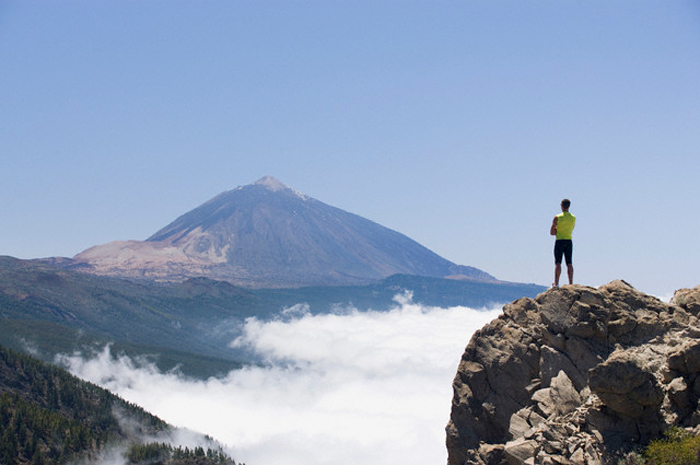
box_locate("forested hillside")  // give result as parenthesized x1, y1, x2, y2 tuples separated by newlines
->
(0, 345, 240, 465)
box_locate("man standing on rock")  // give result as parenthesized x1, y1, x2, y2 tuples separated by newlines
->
(550, 199, 576, 287)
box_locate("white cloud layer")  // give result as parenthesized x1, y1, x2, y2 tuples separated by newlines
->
(61, 294, 503, 465)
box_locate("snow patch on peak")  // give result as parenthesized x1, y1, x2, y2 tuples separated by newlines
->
(253, 176, 308, 200)
(254, 176, 288, 191)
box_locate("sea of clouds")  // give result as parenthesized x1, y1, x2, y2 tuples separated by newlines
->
(61, 293, 503, 465)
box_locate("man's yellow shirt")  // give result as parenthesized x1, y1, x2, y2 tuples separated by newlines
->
(555, 212, 576, 240)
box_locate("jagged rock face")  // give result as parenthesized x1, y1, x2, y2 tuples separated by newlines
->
(73, 176, 492, 287)
(446, 281, 700, 465)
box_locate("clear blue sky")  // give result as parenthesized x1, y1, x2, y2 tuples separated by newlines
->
(2, 1, 699, 296)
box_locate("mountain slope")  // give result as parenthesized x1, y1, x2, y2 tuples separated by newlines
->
(73, 176, 493, 287)
(0, 344, 238, 465)
(0, 256, 545, 378)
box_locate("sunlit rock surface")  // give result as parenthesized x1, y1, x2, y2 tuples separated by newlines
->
(446, 281, 700, 464)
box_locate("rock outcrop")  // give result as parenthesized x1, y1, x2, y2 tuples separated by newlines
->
(446, 280, 700, 464)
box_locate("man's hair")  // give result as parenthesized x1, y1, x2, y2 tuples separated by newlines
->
(561, 199, 571, 209)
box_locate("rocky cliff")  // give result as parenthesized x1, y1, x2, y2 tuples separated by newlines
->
(446, 280, 700, 464)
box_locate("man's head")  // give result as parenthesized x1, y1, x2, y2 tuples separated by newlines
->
(561, 199, 571, 211)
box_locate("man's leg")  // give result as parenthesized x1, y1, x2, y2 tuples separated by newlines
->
(554, 263, 561, 287)
(553, 240, 564, 287)
(564, 241, 573, 285)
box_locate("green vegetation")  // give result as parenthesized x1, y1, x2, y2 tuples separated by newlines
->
(125, 443, 237, 464)
(642, 427, 700, 465)
(1, 391, 106, 464)
(0, 344, 241, 465)
(617, 428, 700, 465)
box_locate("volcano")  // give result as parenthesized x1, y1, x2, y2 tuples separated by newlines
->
(73, 176, 494, 287)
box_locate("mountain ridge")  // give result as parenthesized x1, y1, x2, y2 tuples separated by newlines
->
(72, 176, 495, 287)
(0, 255, 545, 379)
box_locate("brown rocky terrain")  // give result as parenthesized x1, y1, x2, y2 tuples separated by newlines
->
(446, 280, 700, 464)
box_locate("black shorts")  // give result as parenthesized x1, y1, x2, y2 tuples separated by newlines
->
(554, 240, 573, 265)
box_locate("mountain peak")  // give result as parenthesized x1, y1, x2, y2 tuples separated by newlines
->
(73, 178, 495, 287)
(254, 176, 288, 191)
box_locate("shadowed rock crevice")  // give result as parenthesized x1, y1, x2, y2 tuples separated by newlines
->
(446, 280, 700, 464)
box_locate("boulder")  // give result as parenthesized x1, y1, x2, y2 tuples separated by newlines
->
(540, 346, 586, 391)
(671, 285, 700, 316)
(588, 351, 664, 418)
(447, 281, 700, 465)
(503, 437, 538, 465)
(667, 340, 700, 375)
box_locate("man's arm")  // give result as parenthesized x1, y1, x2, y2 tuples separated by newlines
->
(550, 217, 558, 236)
